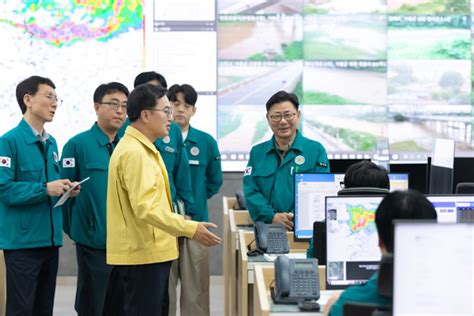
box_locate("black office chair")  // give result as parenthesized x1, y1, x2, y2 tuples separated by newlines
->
(235, 190, 248, 210)
(343, 302, 391, 316)
(377, 254, 393, 298)
(455, 182, 474, 194)
(337, 187, 390, 196)
(342, 254, 393, 316)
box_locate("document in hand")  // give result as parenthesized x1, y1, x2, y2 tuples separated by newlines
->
(53, 177, 90, 208)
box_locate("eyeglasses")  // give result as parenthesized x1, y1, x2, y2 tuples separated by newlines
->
(39, 94, 63, 106)
(146, 107, 173, 118)
(268, 112, 296, 122)
(99, 101, 127, 111)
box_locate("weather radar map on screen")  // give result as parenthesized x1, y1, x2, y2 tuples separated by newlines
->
(326, 196, 383, 287)
(0, 1, 143, 147)
(1, 0, 474, 171)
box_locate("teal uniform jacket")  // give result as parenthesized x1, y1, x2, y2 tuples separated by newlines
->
(243, 131, 329, 223)
(60, 123, 117, 249)
(184, 126, 223, 222)
(329, 273, 391, 316)
(119, 119, 196, 216)
(0, 119, 62, 249)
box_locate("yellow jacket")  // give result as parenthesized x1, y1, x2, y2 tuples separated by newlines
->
(106, 126, 198, 265)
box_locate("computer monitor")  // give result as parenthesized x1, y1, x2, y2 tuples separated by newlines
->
(294, 173, 344, 240)
(294, 173, 409, 240)
(325, 195, 384, 290)
(393, 222, 474, 316)
(426, 195, 474, 223)
(390, 161, 428, 193)
(388, 173, 409, 191)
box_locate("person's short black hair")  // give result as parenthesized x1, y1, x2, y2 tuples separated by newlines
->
(265, 90, 299, 112)
(133, 71, 167, 88)
(167, 84, 198, 106)
(344, 160, 390, 190)
(127, 84, 167, 122)
(375, 190, 437, 253)
(16, 76, 56, 114)
(93, 82, 129, 103)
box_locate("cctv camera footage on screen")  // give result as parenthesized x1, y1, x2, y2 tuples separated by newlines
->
(1, 0, 474, 170)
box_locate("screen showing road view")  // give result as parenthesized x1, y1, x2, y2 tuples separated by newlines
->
(1, 0, 474, 171)
(217, 0, 474, 169)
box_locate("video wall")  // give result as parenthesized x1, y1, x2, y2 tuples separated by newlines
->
(1, 0, 473, 171)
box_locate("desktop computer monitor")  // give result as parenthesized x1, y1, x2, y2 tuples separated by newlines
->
(393, 222, 474, 316)
(390, 162, 428, 193)
(325, 195, 384, 290)
(294, 173, 409, 240)
(294, 173, 344, 240)
(388, 173, 409, 191)
(426, 195, 474, 223)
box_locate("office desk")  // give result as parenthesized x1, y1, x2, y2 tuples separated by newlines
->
(222, 196, 233, 316)
(0, 250, 5, 316)
(254, 265, 335, 316)
(238, 230, 312, 316)
(222, 196, 253, 316)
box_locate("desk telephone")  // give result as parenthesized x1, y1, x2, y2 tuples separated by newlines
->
(254, 222, 289, 254)
(271, 256, 320, 304)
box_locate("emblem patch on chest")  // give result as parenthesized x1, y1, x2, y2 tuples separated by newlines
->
(62, 158, 75, 168)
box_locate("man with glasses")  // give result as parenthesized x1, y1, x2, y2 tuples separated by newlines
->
(0, 76, 80, 315)
(60, 82, 129, 316)
(119, 71, 196, 220)
(103, 84, 221, 315)
(243, 90, 329, 230)
(167, 84, 223, 316)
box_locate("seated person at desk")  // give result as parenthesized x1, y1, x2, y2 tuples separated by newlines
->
(243, 90, 329, 230)
(323, 190, 438, 316)
(307, 160, 390, 257)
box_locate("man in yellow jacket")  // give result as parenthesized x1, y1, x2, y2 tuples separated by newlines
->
(103, 84, 221, 315)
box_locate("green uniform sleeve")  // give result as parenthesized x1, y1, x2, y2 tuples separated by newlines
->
(206, 139, 223, 199)
(307, 238, 314, 258)
(0, 138, 47, 206)
(314, 145, 330, 173)
(173, 133, 196, 217)
(242, 152, 275, 223)
(60, 140, 78, 236)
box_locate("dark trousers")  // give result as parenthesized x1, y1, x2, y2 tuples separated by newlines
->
(75, 244, 112, 316)
(3, 246, 59, 316)
(103, 261, 172, 316)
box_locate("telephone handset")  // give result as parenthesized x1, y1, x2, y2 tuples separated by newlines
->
(254, 222, 289, 254)
(271, 256, 320, 304)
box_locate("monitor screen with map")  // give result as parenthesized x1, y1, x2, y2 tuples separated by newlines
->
(325, 195, 384, 289)
(294, 172, 408, 240)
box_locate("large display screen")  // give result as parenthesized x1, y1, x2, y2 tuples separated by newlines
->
(1, 0, 473, 171)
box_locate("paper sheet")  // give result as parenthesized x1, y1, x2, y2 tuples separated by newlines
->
(53, 177, 90, 208)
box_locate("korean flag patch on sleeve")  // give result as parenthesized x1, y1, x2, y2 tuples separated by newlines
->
(244, 166, 252, 176)
(0, 157, 11, 168)
(62, 158, 75, 168)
